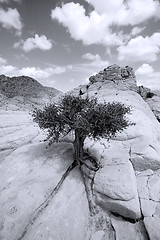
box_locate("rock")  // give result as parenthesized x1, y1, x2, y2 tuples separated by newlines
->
(94, 161, 138, 201)
(0, 142, 89, 240)
(88, 64, 137, 92)
(0, 111, 40, 162)
(146, 95, 160, 121)
(137, 169, 160, 224)
(140, 199, 157, 217)
(96, 192, 141, 220)
(144, 216, 160, 240)
(111, 216, 148, 240)
(121, 66, 135, 79)
(148, 174, 160, 201)
(0, 75, 61, 111)
(90, 231, 105, 240)
(137, 176, 150, 199)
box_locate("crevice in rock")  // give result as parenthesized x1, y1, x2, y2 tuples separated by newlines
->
(137, 189, 150, 240)
(111, 211, 143, 223)
(16, 160, 78, 240)
(80, 152, 101, 215)
(110, 220, 117, 240)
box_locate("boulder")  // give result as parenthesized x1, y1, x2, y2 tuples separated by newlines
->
(111, 216, 148, 240)
(0, 142, 89, 240)
(144, 217, 160, 240)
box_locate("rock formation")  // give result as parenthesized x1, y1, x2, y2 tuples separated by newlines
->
(88, 64, 137, 91)
(0, 75, 61, 111)
(1, 65, 160, 239)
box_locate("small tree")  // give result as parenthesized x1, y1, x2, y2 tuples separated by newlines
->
(32, 94, 131, 213)
(17, 94, 131, 240)
(32, 94, 130, 166)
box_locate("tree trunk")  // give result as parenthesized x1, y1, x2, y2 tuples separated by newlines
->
(73, 130, 96, 215)
(73, 129, 85, 165)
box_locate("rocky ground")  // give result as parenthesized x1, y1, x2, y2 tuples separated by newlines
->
(1, 65, 160, 240)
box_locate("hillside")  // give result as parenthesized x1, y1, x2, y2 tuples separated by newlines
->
(0, 75, 61, 110)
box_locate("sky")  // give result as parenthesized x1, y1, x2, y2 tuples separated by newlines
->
(0, 0, 160, 92)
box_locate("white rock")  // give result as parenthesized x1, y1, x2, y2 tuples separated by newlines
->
(137, 176, 149, 199)
(95, 193, 141, 220)
(140, 199, 157, 217)
(0, 142, 89, 240)
(111, 216, 148, 240)
(94, 161, 137, 201)
(144, 216, 160, 240)
(148, 174, 160, 201)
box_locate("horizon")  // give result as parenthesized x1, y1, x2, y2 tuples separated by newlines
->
(0, 0, 160, 92)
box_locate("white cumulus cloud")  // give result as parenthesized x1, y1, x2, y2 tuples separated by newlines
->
(117, 32, 160, 62)
(0, 8, 22, 34)
(0, 62, 66, 81)
(136, 64, 160, 90)
(14, 34, 52, 52)
(85, 0, 160, 25)
(136, 64, 154, 75)
(51, 2, 123, 46)
(82, 53, 109, 68)
(51, 0, 160, 48)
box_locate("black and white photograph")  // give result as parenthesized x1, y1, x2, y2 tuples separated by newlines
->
(0, 0, 160, 239)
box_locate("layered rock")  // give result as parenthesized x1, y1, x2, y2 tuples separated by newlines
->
(1, 65, 160, 239)
(88, 64, 137, 92)
(80, 72, 160, 239)
(0, 141, 89, 240)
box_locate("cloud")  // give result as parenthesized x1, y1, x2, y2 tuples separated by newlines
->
(0, 56, 7, 65)
(117, 32, 160, 62)
(130, 26, 145, 36)
(51, 2, 123, 46)
(85, 0, 160, 25)
(0, 62, 66, 81)
(136, 64, 154, 75)
(82, 53, 109, 68)
(136, 64, 160, 90)
(51, 1, 160, 47)
(0, 8, 22, 34)
(14, 34, 52, 52)
(0, 0, 21, 3)
(82, 53, 101, 61)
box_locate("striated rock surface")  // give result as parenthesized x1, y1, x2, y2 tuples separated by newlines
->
(1, 65, 160, 239)
(0, 141, 89, 240)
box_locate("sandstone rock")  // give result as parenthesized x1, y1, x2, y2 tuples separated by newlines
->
(144, 216, 160, 240)
(146, 95, 160, 120)
(88, 64, 136, 92)
(90, 231, 105, 240)
(140, 199, 157, 217)
(94, 161, 137, 201)
(95, 189, 141, 220)
(0, 142, 89, 240)
(111, 216, 148, 240)
(137, 176, 150, 199)
(148, 174, 160, 201)
(137, 170, 160, 220)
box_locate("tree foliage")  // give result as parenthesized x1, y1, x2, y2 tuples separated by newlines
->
(32, 94, 131, 163)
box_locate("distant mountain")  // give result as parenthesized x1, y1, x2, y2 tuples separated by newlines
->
(0, 75, 62, 111)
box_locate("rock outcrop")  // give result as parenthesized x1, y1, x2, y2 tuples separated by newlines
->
(0, 75, 61, 111)
(1, 65, 160, 239)
(88, 64, 137, 92)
